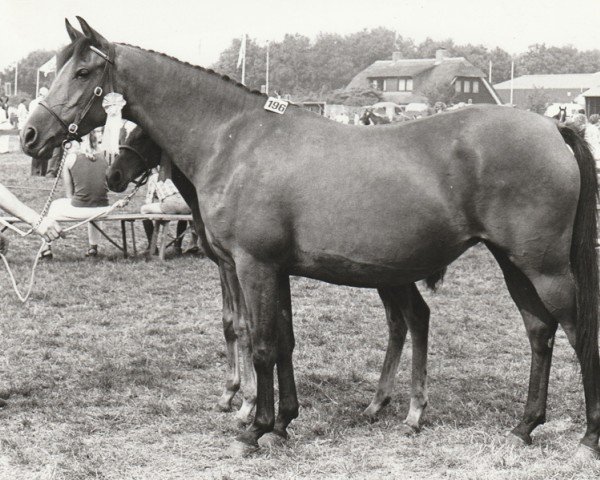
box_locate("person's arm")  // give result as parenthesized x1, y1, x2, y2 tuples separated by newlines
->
(0, 183, 62, 241)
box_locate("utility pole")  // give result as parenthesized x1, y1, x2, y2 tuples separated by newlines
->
(509, 59, 515, 106)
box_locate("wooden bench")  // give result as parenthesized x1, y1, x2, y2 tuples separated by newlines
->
(0, 213, 194, 260)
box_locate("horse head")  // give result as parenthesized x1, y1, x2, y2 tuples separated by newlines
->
(21, 17, 115, 158)
(359, 108, 373, 125)
(106, 126, 161, 193)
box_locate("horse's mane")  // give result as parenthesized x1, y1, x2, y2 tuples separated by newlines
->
(119, 43, 267, 99)
(58, 37, 302, 112)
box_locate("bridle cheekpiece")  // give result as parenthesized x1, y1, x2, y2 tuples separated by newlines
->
(39, 43, 116, 146)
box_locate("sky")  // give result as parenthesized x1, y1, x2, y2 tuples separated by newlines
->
(4, 0, 600, 70)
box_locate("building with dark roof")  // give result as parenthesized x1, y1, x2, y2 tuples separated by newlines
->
(582, 86, 600, 116)
(493, 73, 600, 108)
(345, 49, 502, 105)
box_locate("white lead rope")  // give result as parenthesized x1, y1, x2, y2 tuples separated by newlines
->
(0, 182, 143, 303)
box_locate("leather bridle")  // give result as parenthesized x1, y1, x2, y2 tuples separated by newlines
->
(39, 44, 116, 144)
(117, 144, 154, 187)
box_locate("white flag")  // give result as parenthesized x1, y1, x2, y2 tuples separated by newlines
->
(39, 56, 56, 76)
(236, 34, 246, 69)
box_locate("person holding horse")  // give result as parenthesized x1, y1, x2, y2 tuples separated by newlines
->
(0, 185, 63, 254)
(39, 130, 112, 259)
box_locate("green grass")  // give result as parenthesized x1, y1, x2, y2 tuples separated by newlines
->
(0, 150, 599, 479)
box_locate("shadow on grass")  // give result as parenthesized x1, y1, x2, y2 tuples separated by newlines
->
(296, 369, 527, 440)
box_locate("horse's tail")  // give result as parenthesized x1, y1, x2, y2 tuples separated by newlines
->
(425, 268, 446, 291)
(559, 124, 599, 377)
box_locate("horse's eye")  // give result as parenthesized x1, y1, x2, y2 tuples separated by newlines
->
(76, 68, 89, 79)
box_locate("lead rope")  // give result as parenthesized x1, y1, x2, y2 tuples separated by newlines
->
(0, 171, 146, 303)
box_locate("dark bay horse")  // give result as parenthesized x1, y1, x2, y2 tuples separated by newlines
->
(359, 108, 391, 125)
(108, 126, 440, 429)
(109, 127, 257, 424)
(23, 18, 600, 460)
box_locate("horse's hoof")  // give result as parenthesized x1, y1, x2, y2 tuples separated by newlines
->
(258, 431, 287, 449)
(506, 431, 532, 447)
(363, 404, 381, 421)
(398, 422, 418, 436)
(235, 404, 254, 427)
(227, 440, 259, 458)
(574, 443, 600, 463)
(215, 399, 232, 413)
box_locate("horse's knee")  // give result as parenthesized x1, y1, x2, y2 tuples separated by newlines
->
(222, 313, 237, 342)
(252, 346, 277, 371)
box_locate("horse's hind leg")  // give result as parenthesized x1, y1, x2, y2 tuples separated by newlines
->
(490, 245, 600, 455)
(363, 287, 409, 418)
(488, 246, 558, 444)
(365, 284, 430, 434)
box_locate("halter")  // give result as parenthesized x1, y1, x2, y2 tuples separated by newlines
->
(39, 44, 116, 143)
(118, 144, 153, 187)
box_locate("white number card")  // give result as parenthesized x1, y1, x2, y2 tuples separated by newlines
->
(264, 97, 289, 115)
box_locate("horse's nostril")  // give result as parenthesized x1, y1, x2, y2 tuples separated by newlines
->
(23, 127, 38, 147)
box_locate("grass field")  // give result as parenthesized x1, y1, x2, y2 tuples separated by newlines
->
(0, 150, 599, 479)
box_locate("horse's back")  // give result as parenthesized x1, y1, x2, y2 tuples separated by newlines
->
(221, 105, 580, 285)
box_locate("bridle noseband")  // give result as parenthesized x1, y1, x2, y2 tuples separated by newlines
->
(117, 144, 153, 187)
(39, 44, 116, 145)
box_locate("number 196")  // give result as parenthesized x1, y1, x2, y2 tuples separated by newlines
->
(268, 100, 286, 112)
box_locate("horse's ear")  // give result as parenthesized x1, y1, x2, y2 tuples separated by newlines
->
(76, 16, 109, 46)
(65, 18, 83, 42)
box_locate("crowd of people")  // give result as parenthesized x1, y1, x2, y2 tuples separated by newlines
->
(565, 112, 600, 163)
(0, 94, 201, 260)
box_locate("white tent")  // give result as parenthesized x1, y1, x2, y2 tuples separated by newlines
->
(36, 56, 56, 97)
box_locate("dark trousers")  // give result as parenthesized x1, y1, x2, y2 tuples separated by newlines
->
(143, 219, 188, 251)
(30, 156, 47, 176)
(46, 147, 63, 177)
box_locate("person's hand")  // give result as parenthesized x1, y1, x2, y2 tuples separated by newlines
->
(34, 218, 63, 242)
(114, 199, 128, 209)
(0, 233, 9, 255)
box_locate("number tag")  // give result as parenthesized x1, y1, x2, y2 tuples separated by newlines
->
(264, 97, 289, 115)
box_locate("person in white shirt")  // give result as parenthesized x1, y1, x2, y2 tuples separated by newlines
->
(27, 87, 48, 117)
(16, 99, 28, 130)
(141, 157, 196, 255)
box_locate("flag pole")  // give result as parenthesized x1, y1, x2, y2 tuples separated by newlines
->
(241, 47, 246, 86)
(14, 62, 18, 96)
(488, 60, 492, 83)
(265, 41, 270, 95)
(36, 69, 40, 98)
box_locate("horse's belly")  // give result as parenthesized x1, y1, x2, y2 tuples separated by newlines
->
(289, 234, 472, 288)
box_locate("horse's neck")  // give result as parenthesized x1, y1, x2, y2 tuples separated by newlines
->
(116, 44, 262, 179)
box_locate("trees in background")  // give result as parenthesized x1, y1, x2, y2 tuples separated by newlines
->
(214, 28, 600, 101)
(5, 31, 600, 101)
(0, 49, 57, 101)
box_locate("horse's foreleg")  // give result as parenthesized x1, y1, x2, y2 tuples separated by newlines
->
(236, 296, 257, 426)
(215, 265, 241, 412)
(262, 275, 298, 446)
(231, 256, 280, 455)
